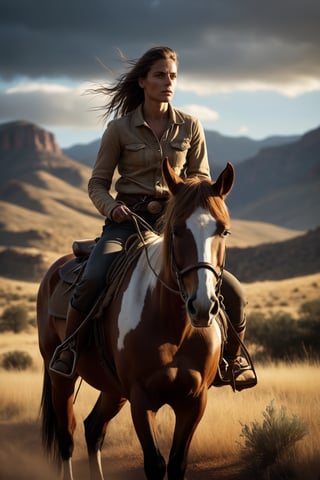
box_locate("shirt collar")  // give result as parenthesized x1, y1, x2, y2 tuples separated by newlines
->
(132, 104, 185, 127)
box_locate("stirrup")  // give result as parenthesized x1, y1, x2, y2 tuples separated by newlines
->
(49, 343, 77, 378)
(229, 356, 257, 392)
(213, 356, 257, 392)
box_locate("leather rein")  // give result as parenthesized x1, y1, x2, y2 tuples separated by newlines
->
(130, 212, 224, 302)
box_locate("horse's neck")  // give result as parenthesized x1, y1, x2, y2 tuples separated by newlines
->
(141, 238, 189, 333)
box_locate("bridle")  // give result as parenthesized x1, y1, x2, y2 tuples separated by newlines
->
(131, 211, 225, 303)
(169, 233, 224, 302)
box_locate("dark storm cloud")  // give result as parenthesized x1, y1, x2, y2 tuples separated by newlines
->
(1, 0, 319, 83)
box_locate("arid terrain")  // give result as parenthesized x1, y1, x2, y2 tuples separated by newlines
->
(0, 122, 319, 478)
(0, 273, 319, 479)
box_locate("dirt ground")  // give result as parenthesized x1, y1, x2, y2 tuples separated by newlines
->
(0, 421, 243, 480)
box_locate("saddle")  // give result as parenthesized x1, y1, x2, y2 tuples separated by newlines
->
(58, 239, 96, 286)
(48, 232, 159, 319)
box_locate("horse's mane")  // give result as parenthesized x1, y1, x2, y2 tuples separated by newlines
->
(160, 177, 230, 266)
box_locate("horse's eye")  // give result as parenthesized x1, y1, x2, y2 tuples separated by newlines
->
(221, 230, 231, 238)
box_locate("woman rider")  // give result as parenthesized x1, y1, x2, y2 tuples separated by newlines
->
(50, 46, 256, 391)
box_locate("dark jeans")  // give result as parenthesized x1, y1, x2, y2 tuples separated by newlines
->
(71, 211, 161, 313)
(71, 215, 246, 326)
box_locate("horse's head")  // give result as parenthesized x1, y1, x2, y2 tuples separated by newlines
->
(162, 157, 234, 328)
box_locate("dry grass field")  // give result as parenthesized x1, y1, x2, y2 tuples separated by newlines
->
(0, 273, 320, 479)
(0, 357, 319, 479)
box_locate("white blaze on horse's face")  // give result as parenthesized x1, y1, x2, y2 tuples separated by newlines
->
(184, 207, 222, 327)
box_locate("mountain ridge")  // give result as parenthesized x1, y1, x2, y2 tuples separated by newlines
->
(0, 120, 318, 282)
(228, 125, 320, 229)
(62, 129, 300, 168)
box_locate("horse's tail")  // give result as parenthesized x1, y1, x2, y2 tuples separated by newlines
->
(40, 365, 62, 467)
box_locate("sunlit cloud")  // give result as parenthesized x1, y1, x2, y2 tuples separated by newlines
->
(178, 75, 320, 98)
(179, 104, 219, 122)
(1, 81, 102, 129)
(6, 82, 72, 94)
(238, 125, 250, 135)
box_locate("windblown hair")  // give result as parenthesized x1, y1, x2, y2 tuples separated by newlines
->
(92, 46, 178, 121)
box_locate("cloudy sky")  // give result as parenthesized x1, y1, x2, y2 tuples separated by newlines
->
(1, 0, 319, 147)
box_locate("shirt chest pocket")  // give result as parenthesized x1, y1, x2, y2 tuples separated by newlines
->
(123, 143, 146, 167)
(169, 138, 191, 169)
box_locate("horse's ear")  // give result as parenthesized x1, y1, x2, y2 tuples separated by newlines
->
(213, 162, 235, 198)
(162, 157, 185, 195)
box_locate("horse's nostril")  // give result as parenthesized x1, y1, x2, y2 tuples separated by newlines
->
(187, 297, 196, 315)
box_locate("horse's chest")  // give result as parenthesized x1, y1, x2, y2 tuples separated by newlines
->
(145, 363, 203, 399)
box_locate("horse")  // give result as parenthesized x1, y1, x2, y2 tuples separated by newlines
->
(37, 158, 235, 480)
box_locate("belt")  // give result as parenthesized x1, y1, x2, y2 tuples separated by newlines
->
(116, 193, 169, 214)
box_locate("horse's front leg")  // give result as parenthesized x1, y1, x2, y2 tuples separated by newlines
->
(130, 388, 166, 480)
(168, 388, 208, 480)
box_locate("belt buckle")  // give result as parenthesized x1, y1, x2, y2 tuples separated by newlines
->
(147, 200, 162, 214)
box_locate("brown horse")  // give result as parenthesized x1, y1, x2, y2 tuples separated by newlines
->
(37, 158, 235, 480)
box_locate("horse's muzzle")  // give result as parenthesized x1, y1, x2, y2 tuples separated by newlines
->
(186, 295, 220, 328)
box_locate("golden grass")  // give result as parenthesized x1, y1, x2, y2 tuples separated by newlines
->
(0, 370, 42, 422)
(0, 355, 319, 479)
(0, 278, 39, 321)
(0, 274, 319, 478)
(244, 272, 320, 318)
(0, 330, 42, 369)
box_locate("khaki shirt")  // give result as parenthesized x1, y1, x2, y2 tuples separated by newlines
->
(88, 104, 211, 218)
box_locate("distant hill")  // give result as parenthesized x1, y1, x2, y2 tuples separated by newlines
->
(0, 224, 316, 283)
(0, 121, 101, 254)
(228, 126, 320, 230)
(62, 130, 299, 169)
(63, 138, 100, 167)
(0, 120, 89, 189)
(1, 119, 318, 282)
(226, 226, 320, 282)
(62, 125, 319, 230)
(204, 130, 299, 170)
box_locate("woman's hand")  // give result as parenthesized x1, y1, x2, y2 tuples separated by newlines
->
(111, 205, 132, 223)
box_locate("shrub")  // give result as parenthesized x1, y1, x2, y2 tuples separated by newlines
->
(240, 400, 308, 478)
(246, 311, 300, 360)
(299, 298, 320, 322)
(246, 307, 320, 361)
(0, 304, 29, 333)
(1, 350, 33, 370)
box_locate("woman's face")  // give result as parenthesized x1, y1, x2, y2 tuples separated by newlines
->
(139, 58, 177, 104)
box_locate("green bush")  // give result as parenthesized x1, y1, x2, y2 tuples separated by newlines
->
(246, 299, 320, 360)
(1, 350, 33, 370)
(0, 304, 29, 333)
(247, 311, 301, 360)
(240, 400, 308, 477)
